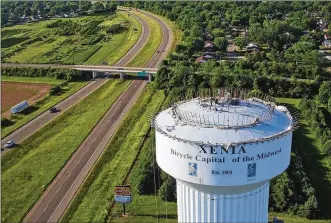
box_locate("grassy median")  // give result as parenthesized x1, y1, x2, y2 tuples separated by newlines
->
(126, 11, 162, 67)
(1, 80, 130, 223)
(62, 85, 165, 222)
(84, 12, 142, 65)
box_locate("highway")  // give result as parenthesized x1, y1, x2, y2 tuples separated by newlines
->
(1, 12, 151, 152)
(144, 11, 173, 68)
(23, 9, 172, 223)
(114, 12, 150, 66)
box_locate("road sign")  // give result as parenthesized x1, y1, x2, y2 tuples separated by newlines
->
(115, 195, 131, 203)
(138, 71, 146, 76)
(114, 185, 132, 203)
(114, 185, 132, 215)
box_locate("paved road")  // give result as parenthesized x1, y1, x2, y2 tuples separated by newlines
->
(1, 12, 151, 153)
(144, 11, 173, 68)
(23, 9, 173, 223)
(114, 13, 150, 66)
(24, 80, 147, 223)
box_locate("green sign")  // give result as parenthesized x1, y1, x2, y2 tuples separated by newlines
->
(138, 71, 146, 76)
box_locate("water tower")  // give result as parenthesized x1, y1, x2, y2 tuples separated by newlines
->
(153, 88, 294, 222)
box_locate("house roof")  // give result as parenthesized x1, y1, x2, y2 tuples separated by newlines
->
(204, 41, 214, 48)
(246, 43, 258, 48)
(195, 56, 207, 63)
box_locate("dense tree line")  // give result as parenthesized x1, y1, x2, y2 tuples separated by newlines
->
(300, 93, 331, 156)
(270, 153, 319, 219)
(116, 1, 330, 97)
(1, 1, 117, 27)
(46, 19, 104, 36)
(1, 67, 90, 81)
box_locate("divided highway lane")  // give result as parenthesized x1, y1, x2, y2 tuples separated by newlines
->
(114, 12, 150, 66)
(24, 80, 147, 223)
(23, 10, 173, 223)
(144, 11, 173, 68)
(1, 79, 107, 153)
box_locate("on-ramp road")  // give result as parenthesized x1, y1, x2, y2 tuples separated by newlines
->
(1, 12, 150, 154)
(23, 9, 172, 223)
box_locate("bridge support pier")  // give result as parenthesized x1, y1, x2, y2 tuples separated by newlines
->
(92, 71, 98, 79)
(120, 72, 126, 79)
(148, 73, 153, 82)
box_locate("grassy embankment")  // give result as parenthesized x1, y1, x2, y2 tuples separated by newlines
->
(62, 85, 165, 223)
(106, 97, 331, 223)
(126, 11, 162, 67)
(1, 80, 88, 138)
(2, 12, 141, 65)
(1, 80, 130, 223)
(84, 12, 142, 65)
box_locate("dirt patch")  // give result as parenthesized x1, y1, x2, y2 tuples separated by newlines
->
(1, 81, 52, 116)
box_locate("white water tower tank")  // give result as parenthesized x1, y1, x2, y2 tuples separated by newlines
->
(154, 88, 294, 223)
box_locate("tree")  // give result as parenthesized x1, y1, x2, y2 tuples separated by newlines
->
(324, 140, 331, 156)
(214, 37, 228, 51)
(68, 2, 79, 12)
(79, 1, 92, 12)
(318, 81, 331, 104)
(211, 28, 225, 38)
(1, 13, 9, 26)
(234, 36, 247, 50)
(93, 2, 105, 13)
(105, 2, 117, 12)
(24, 8, 32, 17)
(9, 14, 19, 24)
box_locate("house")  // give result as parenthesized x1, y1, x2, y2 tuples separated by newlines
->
(195, 56, 207, 63)
(203, 41, 215, 52)
(245, 43, 260, 53)
(203, 51, 220, 59)
(323, 40, 331, 48)
(204, 41, 214, 48)
(324, 34, 331, 40)
(195, 52, 220, 63)
(20, 15, 29, 21)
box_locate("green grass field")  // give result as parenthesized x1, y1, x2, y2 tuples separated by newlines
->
(1, 81, 88, 138)
(126, 11, 162, 67)
(2, 12, 142, 65)
(62, 85, 165, 223)
(1, 80, 130, 223)
(84, 12, 142, 65)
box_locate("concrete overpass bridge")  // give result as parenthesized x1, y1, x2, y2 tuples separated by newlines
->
(1, 63, 158, 80)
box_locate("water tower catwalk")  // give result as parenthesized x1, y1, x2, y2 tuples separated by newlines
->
(153, 88, 294, 223)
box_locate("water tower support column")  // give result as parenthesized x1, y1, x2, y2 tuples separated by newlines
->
(176, 180, 269, 223)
